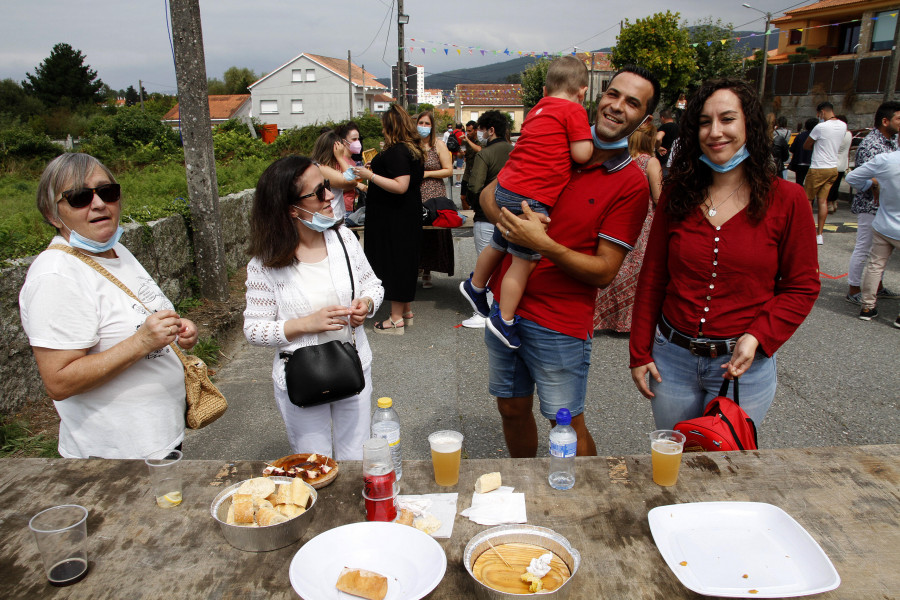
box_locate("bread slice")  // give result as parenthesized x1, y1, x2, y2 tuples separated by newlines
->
(273, 484, 293, 506)
(237, 477, 277, 498)
(395, 508, 414, 526)
(475, 472, 502, 494)
(232, 493, 255, 525)
(257, 506, 289, 527)
(276, 503, 305, 519)
(291, 478, 311, 508)
(335, 567, 388, 600)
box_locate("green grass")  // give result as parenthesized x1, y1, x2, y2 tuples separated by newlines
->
(0, 417, 60, 458)
(0, 157, 270, 261)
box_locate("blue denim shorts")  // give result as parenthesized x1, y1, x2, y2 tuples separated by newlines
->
(490, 184, 550, 261)
(486, 307, 592, 419)
(648, 324, 777, 429)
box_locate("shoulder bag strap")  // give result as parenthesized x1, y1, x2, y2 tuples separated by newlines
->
(332, 229, 358, 346)
(48, 244, 194, 368)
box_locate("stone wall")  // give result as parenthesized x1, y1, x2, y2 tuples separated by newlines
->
(764, 92, 888, 131)
(0, 188, 254, 416)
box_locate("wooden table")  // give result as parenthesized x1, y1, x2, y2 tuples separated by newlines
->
(0, 445, 897, 599)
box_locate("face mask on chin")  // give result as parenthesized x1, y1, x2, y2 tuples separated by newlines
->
(591, 124, 629, 150)
(699, 145, 750, 173)
(294, 206, 339, 232)
(59, 218, 123, 253)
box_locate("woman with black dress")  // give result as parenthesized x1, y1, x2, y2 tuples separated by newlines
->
(353, 105, 425, 335)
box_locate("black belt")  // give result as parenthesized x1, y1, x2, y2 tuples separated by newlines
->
(658, 318, 737, 359)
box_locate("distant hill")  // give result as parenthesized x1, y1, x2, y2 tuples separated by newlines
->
(377, 28, 772, 91)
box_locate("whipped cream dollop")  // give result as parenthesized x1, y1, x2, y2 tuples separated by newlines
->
(526, 553, 553, 578)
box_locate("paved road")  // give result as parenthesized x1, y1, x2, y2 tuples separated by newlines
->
(185, 185, 899, 462)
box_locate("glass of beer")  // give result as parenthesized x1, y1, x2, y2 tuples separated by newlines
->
(428, 430, 464, 486)
(650, 430, 686, 486)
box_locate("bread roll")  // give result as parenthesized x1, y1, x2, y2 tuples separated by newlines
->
(276, 503, 305, 519)
(225, 504, 236, 525)
(335, 567, 388, 600)
(291, 478, 311, 508)
(475, 472, 502, 494)
(237, 477, 277, 498)
(273, 483, 293, 506)
(232, 493, 255, 524)
(395, 509, 414, 526)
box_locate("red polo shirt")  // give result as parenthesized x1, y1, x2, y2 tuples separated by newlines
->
(492, 152, 649, 340)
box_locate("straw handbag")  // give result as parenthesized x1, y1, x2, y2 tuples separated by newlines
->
(49, 245, 227, 429)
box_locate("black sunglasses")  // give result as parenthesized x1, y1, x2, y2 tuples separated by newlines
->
(60, 183, 121, 209)
(297, 180, 330, 202)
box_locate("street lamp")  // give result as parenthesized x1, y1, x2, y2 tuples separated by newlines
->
(743, 3, 772, 98)
(398, 13, 409, 25)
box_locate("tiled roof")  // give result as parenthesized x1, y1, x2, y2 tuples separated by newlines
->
(162, 94, 250, 121)
(373, 94, 395, 102)
(455, 84, 523, 106)
(772, 0, 894, 23)
(574, 51, 614, 71)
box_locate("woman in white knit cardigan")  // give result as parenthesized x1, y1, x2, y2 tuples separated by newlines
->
(243, 156, 384, 459)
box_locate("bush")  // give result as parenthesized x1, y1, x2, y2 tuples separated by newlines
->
(212, 127, 269, 162)
(0, 119, 64, 164)
(269, 125, 321, 156)
(83, 106, 181, 162)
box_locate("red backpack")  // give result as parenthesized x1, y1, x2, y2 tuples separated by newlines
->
(674, 379, 758, 452)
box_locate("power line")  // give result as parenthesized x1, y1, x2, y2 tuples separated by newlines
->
(356, 0, 395, 57)
(381, 0, 396, 68)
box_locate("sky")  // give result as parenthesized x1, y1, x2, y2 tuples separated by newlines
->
(0, 0, 793, 94)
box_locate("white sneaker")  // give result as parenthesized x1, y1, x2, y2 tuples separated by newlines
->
(461, 314, 486, 328)
(816, 234, 824, 245)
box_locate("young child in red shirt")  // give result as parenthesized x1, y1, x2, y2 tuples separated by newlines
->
(461, 55, 593, 348)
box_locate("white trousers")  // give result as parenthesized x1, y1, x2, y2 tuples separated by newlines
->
(848, 212, 876, 287)
(273, 364, 372, 460)
(861, 231, 899, 310)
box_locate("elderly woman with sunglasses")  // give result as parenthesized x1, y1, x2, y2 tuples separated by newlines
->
(18, 153, 199, 459)
(243, 156, 383, 459)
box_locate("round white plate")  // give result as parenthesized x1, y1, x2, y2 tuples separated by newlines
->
(289, 521, 447, 600)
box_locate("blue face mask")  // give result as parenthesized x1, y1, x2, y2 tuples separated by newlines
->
(591, 125, 629, 150)
(417, 126, 432, 138)
(699, 145, 750, 173)
(60, 219, 123, 253)
(294, 206, 339, 232)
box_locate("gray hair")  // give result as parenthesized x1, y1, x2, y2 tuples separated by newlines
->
(37, 153, 118, 227)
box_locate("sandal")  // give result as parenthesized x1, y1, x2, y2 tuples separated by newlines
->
(421, 274, 433, 289)
(374, 317, 405, 335)
(403, 311, 414, 327)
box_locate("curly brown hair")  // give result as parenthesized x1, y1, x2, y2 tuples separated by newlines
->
(664, 78, 775, 223)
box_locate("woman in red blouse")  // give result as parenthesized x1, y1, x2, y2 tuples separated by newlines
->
(629, 79, 820, 430)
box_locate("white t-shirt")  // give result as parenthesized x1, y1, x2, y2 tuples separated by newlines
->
(809, 120, 848, 169)
(292, 257, 351, 344)
(19, 237, 185, 458)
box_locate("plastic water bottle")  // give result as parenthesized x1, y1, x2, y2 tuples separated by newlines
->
(371, 397, 402, 480)
(548, 408, 577, 490)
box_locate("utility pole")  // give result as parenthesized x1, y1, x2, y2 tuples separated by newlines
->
(884, 15, 900, 101)
(348, 50, 354, 118)
(398, 0, 407, 110)
(362, 64, 367, 113)
(588, 52, 595, 112)
(139, 79, 144, 111)
(168, 0, 228, 301)
(743, 4, 771, 98)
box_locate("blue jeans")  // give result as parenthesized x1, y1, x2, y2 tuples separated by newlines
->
(648, 326, 777, 429)
(486, 310, 591, 419)
(490, 184, 549, 261)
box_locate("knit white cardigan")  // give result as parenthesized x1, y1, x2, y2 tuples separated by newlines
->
(243, 226, 384, 390)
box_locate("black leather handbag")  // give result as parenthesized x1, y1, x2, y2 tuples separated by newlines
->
(281, 232, 365, 408)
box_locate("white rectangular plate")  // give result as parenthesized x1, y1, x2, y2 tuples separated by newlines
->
(648, 502, 840, 598)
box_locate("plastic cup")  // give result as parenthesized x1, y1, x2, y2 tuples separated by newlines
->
(650, 430, 687, 486)
(428, 430, 464, 486)
(28, 504, 89, 586)
(362, 438, 397, 521)
(145, 449, 183, 508)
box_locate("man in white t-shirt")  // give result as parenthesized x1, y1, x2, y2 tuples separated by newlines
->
(442, 124, 453, 143)
(804, 101, 848, 245)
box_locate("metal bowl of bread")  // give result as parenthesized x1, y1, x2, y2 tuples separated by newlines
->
(210, 476, 317, 552)
(463, 525, 581, 599)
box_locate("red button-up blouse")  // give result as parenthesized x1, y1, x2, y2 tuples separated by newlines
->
(629, 177, 821, 367)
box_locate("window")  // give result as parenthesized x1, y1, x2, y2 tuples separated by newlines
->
(470, 111, 479, 120)
(838, 21, 861, 54)
(260, 100, 278, 114)
(306, 69, 316, 82)
(789, 29, 802, 45)
(291, 99, 303, 114)
(292, 69, 303, 82)
(872, 10, 898, 51)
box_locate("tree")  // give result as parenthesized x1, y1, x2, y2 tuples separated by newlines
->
(688, 18, 744, 93)
(22, 43, 104, 109)
(207, 77, 227, 95)
(124, 85, 140, 106)
(0, 78, 44, 119)
(520, 59, 550, 110)
(223, 66, 258, 94)
(611, 11, 696, 109)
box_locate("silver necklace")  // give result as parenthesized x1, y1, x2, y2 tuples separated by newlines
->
(705, 181, 744, 217)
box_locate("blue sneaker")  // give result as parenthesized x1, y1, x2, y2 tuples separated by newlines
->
(877, 286, 900, 299)
(487, 313, 521, 349)
(460, 274, 490, 317)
